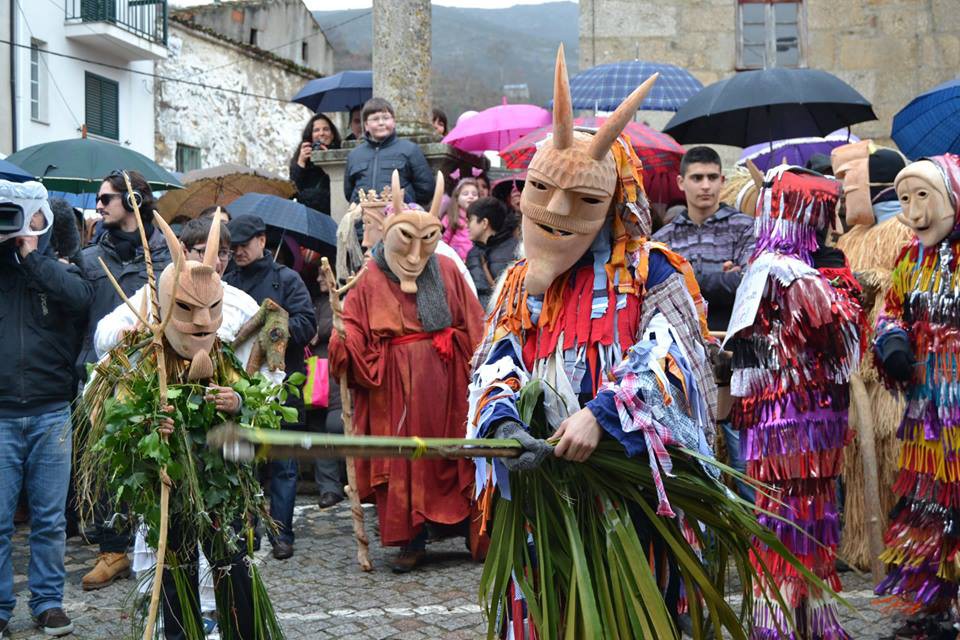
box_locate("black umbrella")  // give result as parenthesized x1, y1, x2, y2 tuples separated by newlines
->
(228, 193, 336, 251)
(663, 68, 877, 148)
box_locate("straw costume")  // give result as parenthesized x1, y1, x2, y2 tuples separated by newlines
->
(77, 213, 285, 639)
(468, 47, 831, 640)
(727, 165, 863, 640)
(873, 154, 960, 618)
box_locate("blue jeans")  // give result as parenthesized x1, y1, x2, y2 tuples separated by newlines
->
(0, 405, 72, 621)
(721, 421, 755, 503)
(267, 458, 298, 545)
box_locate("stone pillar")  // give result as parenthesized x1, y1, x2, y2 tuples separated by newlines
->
(372, 0, 434, 137)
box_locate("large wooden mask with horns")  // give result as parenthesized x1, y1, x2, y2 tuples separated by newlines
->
(155, 212, 224, 380)
(381, 169, 444, 294)
(520, 45, 657, 295)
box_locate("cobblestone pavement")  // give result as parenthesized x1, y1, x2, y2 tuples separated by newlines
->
(7, 497, 898, 639)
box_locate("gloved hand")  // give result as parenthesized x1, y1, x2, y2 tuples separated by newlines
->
(881, 335, 916, 382)
(494, 420, 554, 472)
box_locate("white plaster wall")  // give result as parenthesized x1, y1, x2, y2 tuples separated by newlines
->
(154, 25, 314, 178)
(9, 1, 156, 158)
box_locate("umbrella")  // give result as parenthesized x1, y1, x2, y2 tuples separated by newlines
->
(566, 60, 703, 112)
(0, 157, 33, 183)
(442, 102, 551, 153)
(6, 137, 182, 193)
(227, 193, 336, 251)
(663, 68, 877, 148)
(292, 70, 372, 113)
(736, 128, 860, 172)
(499, 117, 685, 204)
(892, 77, 960, 159)
(157, 163, 296, 222)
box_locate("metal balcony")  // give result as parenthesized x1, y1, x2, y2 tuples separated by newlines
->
(64, 0, 168, 61)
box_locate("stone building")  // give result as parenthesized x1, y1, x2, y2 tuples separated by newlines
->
(154, 15, 317, 176)
(579, 0, 959, 147)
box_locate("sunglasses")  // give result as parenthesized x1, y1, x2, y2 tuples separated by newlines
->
(97, 193, 122, 206)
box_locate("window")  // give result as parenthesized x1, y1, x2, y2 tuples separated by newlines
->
(301, 41, 308, 64)
(30, 40, 48, 123)
(175, 144, 202, 173)
(736, 0, 805, 69)
(85, 72, 119, 139)
(249, 28, 258, 46)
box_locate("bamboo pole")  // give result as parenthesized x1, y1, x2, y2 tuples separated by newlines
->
(320, 257, 373, 572)
(848, 372, 886, 585)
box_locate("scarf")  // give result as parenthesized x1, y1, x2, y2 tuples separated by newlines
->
(372, 243, 452, 332)
(109, 222, 154, 262)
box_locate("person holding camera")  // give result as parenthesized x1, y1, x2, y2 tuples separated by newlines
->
(290, 113, 341, 216)
(0, 180, 92, 638)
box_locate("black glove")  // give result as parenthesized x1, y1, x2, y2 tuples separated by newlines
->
(494, 421, 553, 472)
(881, 335, 916, 382)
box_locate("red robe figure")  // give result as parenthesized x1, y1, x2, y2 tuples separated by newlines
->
(330, 170, 485, 572)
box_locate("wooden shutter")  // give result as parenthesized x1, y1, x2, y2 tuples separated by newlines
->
(85, 72, 119, 140)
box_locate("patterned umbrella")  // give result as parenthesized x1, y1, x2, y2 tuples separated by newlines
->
(499, 117, 685, 204)
(892, 77, 960, 160)
(566, 61, 704, 112)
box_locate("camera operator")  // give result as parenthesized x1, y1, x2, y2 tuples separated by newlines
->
(290, 113, 341, 216)
(0, 180, 92, 637)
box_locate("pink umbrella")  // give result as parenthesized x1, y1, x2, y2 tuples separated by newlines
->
(443, 101, 551, 153)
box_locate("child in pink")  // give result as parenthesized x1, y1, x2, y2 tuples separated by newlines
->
(441, 178, 479, 260)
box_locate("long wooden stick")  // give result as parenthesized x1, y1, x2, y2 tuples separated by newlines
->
(848, 372, 886, 585)
(320, 257, 373, 572)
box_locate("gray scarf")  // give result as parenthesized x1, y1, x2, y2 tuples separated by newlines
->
(372, 243, 452, 332)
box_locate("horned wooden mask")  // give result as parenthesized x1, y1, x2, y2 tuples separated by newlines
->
(359, 186, 390, 249)
(520, 45, 657, 295)
(155, 212, 224, 379)
(381, 170, 444, 294)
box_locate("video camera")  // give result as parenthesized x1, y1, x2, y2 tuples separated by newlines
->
(0, 202, 24, 236)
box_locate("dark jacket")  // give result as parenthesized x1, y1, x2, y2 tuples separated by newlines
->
(0, 245, 93, 416)
(466, 227, 520, 308)
(651, 204, 756, 331)
(289, 159, 331, 215)
(78, 227, 172, 376)
(343, 132, 435, 207)
(224, 252, 317, 376)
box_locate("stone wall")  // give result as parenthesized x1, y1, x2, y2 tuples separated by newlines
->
(154, 23, 314, 177)
(580, 0, 960, 149)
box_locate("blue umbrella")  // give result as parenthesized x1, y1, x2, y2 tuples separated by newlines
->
(228, 193, 336, 251)
(0, 157, 32, 182)
(292, 70, 372, 113)
(892, 77, 960, 160)
(565, 61, 703, 112)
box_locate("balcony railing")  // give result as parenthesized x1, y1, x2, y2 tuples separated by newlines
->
(65, 0, 168, 47)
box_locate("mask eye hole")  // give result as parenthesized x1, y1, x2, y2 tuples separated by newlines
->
(581, 197, 602, 205)
(531, 181, 547, 191)
(210, 300, 221, 309)
(400, 229, 412, 240)
(176, 301, 191, 311)
(917, 190, 928, 198)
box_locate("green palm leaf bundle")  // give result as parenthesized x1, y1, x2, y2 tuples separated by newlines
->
(479, 381, 846, 640)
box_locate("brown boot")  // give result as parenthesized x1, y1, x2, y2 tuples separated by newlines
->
(81, 552, 130, 591)
(389, 547, 426, 574)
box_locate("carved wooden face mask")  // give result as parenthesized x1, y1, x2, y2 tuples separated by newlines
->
(359, 187, 390, 249)
(381, 170, 444, 293)
(520, 45, 657, 295)
(156, 213, 224, 379)
(895, 160, 956, 248)
(832, 140, 873, 226)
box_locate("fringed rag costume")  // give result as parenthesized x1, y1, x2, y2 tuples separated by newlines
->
(468, 47, 768, 639)
(727, 166, 864, 640)
(873, 154, 960, 614)
(329, 172, 485, 549)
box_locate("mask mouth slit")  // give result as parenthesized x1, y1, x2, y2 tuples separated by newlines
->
(536, 222, 573, 237)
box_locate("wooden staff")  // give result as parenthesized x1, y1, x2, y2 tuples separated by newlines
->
(320, 257, 373, 571)
(849, 372, 886, 584)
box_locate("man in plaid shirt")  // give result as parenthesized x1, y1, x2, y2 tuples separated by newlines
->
(652, 146, 756, 499)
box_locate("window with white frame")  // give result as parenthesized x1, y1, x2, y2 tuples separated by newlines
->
(30, 39, 49, 123)
(737, 0, 805, 69)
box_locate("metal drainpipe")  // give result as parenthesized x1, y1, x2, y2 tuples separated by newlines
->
(10, 0, 17, 152)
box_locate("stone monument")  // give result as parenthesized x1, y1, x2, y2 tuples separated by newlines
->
(310, 0, 486, 221)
